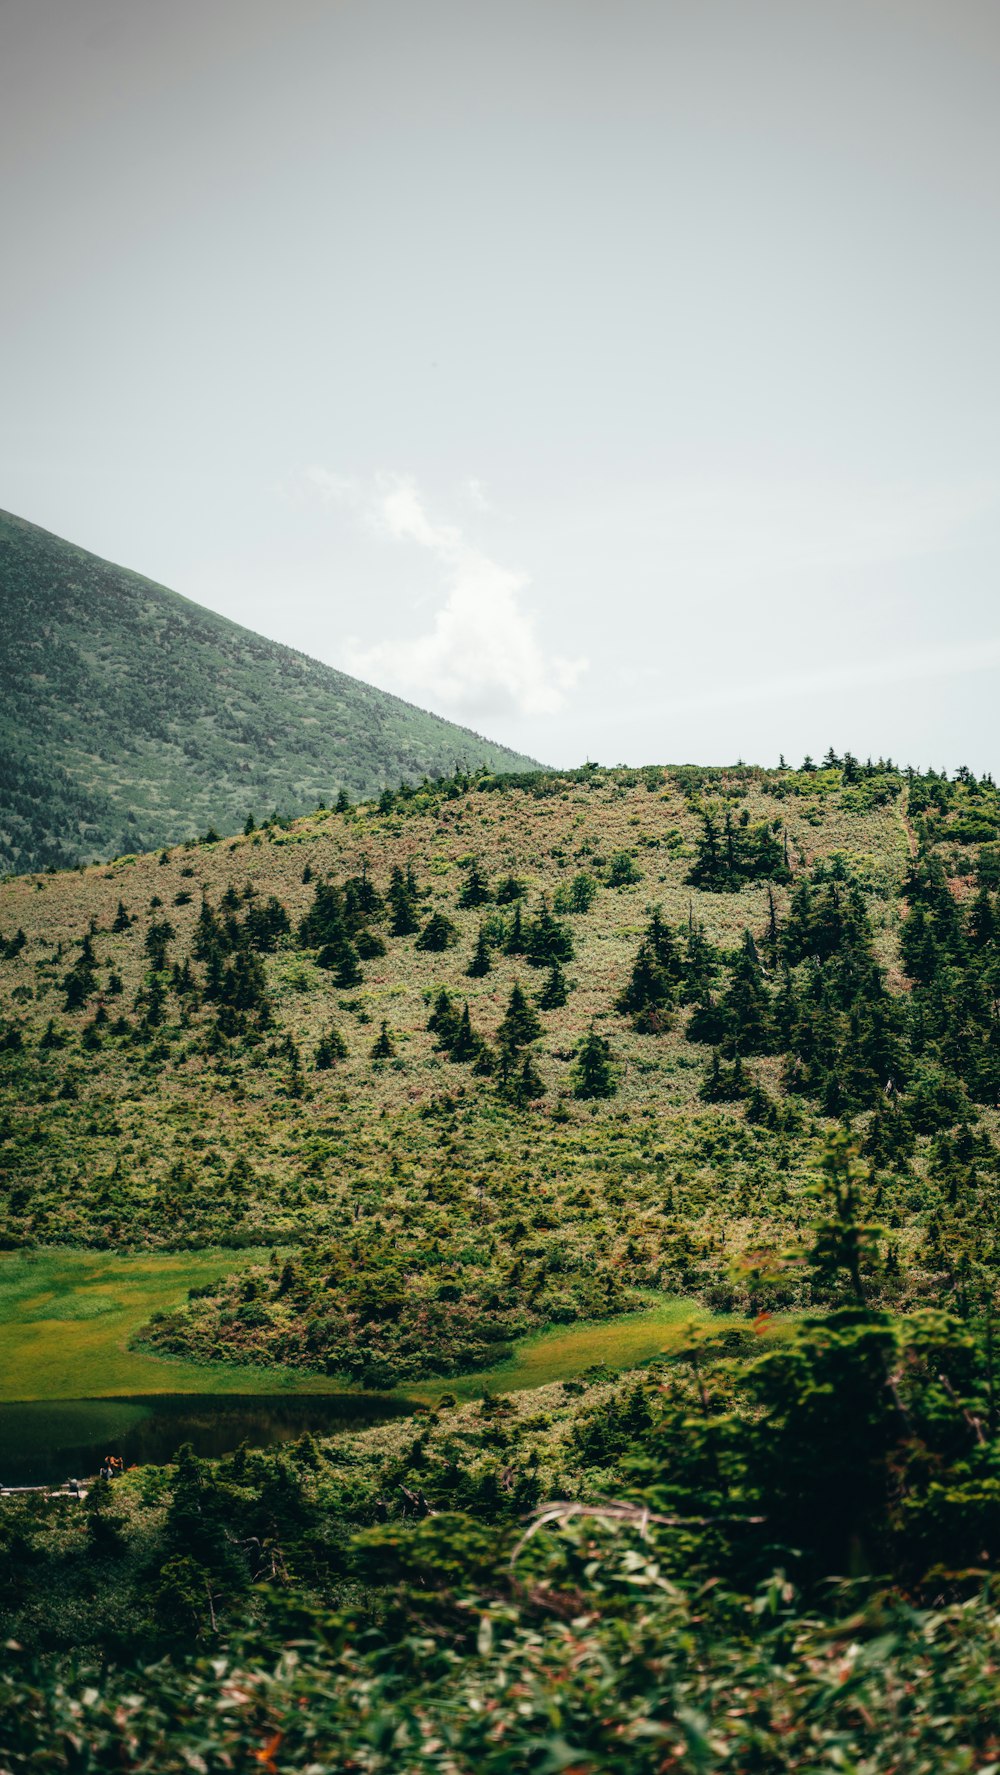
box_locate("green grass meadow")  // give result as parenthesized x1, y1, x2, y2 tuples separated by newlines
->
(0, 1249, 759, 1403)
(0, 1248, 325, 1401)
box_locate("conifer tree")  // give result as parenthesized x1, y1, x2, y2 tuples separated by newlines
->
(371, 1021, 395, 1060)
(388, 865, 420, 936)
(466, 927, 492, 977)
(719, 930, 775, 1055)
(968, 883, 996, 949)
(457, 857, 491, 908)
(449, 1003, 480, 1063)
(355, 928, 387, 959)
(415, 911, 458, 952)
(315, 1026, 348, 1069)
(537, 959, 567, 1008)
(495, 874, 526, 904)
(572, 1026, 617, 1099)
(317, 936, 362, 987)
(504, 902, 526, 954)
(524, 900, 574, 968)
(508, 1051, 543, 1105)
(427, 988, 459, 1047)
(498, 982, 542, 1049)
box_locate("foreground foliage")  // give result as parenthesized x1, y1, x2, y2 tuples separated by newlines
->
(6, 1166, 1000, 1771)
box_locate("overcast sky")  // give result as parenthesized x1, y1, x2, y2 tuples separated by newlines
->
(3, 0, 999, 772)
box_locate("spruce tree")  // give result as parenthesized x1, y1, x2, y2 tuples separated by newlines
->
(316, 937, 362, 988)
(449, 1003, 480, 1063)
(458, 857, 491, 908)
(355, 928, 387, 959)
(388, 865, 420, 937)
(415, 911, 458, 952)
(466, 927, 492, 977)
(572, 1026, 616, 1099)
(537, 959, 568, 1008)
(428, 988, 459, 1046)
(508, 1051, 543, 1105)
(504, 902, 526, 954)
(495, 874, 526, 905)
(719, 930, 775, 1055)
(315, 1026, 348, 1069)
(617, 939, 673, 1032)
(498, 982, 542, 1049)
(524, 900, 574, 968)
(371, 1021, 396, 1060)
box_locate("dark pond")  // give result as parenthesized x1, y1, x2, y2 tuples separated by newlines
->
(0, 1393, 414, 1489)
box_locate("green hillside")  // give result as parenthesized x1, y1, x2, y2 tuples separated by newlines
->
(5, 755, 1000, 1766)
(1, 755, 998, 1387)
(0, 509, 537, 874)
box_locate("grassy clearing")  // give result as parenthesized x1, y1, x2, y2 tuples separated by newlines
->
(0, 1249, 351, 1401)
(0, 1249, 763, 1404)
(417, 1295, 738, 1401)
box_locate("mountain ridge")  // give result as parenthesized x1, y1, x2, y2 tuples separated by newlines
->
(0, 507, 538, 874)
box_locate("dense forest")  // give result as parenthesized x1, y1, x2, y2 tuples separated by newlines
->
(3, 753, 1000, 1766)
(0, 509, 536, 874)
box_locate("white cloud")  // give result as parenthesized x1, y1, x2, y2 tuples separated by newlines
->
(304, 470, 587, 719)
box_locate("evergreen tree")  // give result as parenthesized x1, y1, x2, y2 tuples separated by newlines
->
(415, 911, 458, 952)
(504, 902, 526, 954)
(498, 982, 542, 1049)
(145, 919, 175, 973)
(699, 1049, 748, 1101)
(388, 865, 420, 936)
(573, 1026, 617, 1099)
(355, 928, 387, 959)
(448, 1003, 480, 1064)
(495, 874, 526, 904)
(315, 1026, 348, 1069)
(719, 930, 775, 1056)
(537, 959, 568, 1008)
(466, 927, 492, 977)
(507, 1051, 544, 1106)
(457, 857, 491, 908)
(427, 988, 459, 1047)
(524, 900, 574, 968)
(371, 1021, 396, 1060)
(316, 936, 362, 988)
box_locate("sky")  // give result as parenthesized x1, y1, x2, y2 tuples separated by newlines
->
(2, 0, 999, 774)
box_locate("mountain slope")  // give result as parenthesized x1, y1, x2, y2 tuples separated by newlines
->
(0, 758, 997, 1387)
(0, 509, 537, 873)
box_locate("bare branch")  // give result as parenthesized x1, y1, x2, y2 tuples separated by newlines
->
(509, 1499, 765, 1570)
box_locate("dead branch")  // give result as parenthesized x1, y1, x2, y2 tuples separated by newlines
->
(509, 1499, 765, 1570)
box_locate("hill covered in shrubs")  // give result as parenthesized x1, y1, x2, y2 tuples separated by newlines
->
(1, 754, 999, 1385)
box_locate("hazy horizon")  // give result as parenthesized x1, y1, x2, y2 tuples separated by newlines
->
(3, 0, 999, 775)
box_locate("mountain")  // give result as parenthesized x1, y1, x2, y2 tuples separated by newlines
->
(0, 508, 538, 874)
(1, 755, 997, 1386)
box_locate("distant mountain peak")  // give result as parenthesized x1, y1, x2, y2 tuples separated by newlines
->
(0, 508, 539, 873)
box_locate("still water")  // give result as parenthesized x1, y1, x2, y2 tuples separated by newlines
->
(0, 1393, 414, 1488)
